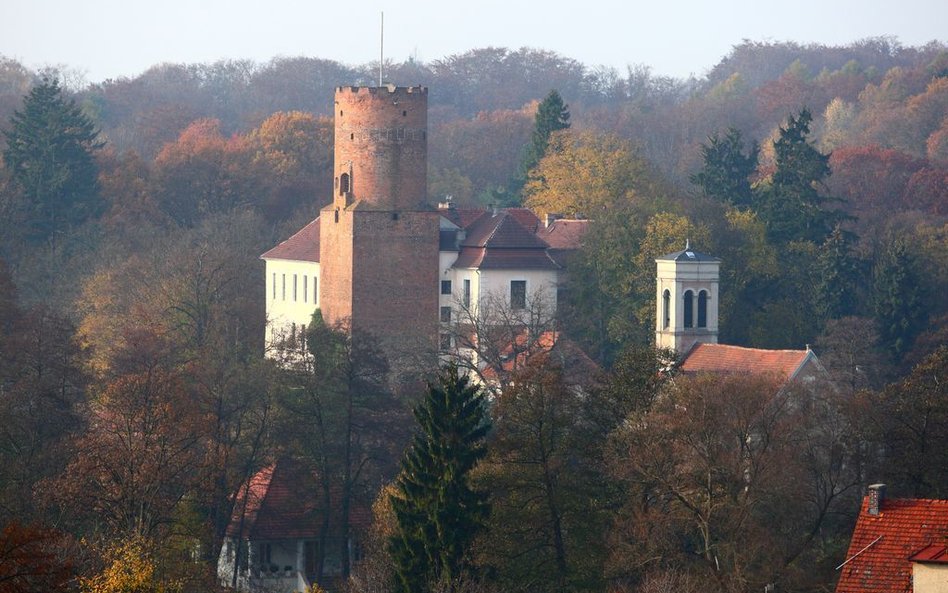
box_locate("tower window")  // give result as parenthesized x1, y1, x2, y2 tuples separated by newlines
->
(662, 289, 670, 329)
(510, 280, 526, 310)
(698, 290, 708, 328)
(683, 290, 694, 328)
(340, 173, 350, 194)
(339, 110, 343, 116)
(402, 110, 407, 116)
(350, 133, 354, 140)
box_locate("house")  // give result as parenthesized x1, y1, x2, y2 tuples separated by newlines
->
(217, 457, 370, 593)
(836, 484, 948, 593)
(261, 85, 585, 374)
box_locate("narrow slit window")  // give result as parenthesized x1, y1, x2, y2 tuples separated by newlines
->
(698, 291, 708, 328)
(303, 275, 308, 303)
(683, 290, 694, 328)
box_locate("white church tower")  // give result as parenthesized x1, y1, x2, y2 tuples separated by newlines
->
(655, 242, 720, 353)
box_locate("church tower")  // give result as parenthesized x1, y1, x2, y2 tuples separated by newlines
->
(655, 243, 720, 353)
(319, 85, 440, 362)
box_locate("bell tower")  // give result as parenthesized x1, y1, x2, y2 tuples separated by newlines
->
(655, 242, 720, 353)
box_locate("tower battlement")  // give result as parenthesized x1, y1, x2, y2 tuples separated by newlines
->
(335, 85, 427, 96)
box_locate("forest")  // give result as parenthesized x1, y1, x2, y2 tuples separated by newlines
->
(0, 37, 946, 592)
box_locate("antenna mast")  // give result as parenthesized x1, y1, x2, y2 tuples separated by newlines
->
(379, 11, 384, 87)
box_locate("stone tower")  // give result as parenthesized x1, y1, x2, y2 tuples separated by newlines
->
(319, 85, 439, 364)
(655, 243, 720, 353)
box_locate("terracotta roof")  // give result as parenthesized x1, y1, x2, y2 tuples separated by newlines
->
(260, 217, 320, 262)
(535, 219, 589, 250)
(439, 208, 489, 230)
(837, 497, 948, 592)
(453, 246, 559, 270)
(481, 330, 600, 385)
(461, 211, 549, 249)
(679, 343, 813, 381)
(226, 457, 370, 541)
(910, 544, 948, 564)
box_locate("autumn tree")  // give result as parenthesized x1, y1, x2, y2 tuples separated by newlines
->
(389, 366, 490, 593)
(0, 522, 75, 593)
(511, 89, 570, 198)
(872, 235, 928, 360)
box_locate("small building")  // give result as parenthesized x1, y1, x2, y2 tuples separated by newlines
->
(836, 484, 948, 593)
(217, 457, 369, 593)
(679, 342, 825, 384)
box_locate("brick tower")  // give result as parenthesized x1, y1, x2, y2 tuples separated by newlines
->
(319, 85, 439, 366)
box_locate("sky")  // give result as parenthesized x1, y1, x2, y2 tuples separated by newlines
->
(1, 0, 946, 85)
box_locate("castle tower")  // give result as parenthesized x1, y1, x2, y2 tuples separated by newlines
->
(655, 243, 720, 353)
(320, 85, 439, 364)
(332, 85, 428, 211)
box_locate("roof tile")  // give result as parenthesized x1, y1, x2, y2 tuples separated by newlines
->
(260, 217, 320, 262)
(679, 343, 810, 381)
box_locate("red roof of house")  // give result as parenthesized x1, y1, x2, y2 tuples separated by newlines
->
(836, 497, 948, 592)
(535, 219, 589, 250)
(910, 544, 948, 564)
(226, 457, 370, 541)
(679, 343, 813, 381)
(452, 210, 558, 270)
(480, 330, 600, 385)
(260, 217, 321, 262)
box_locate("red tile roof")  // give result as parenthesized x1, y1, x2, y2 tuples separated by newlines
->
(451, 210, 558, 270)
(226, 457, 370, 541)
(910, 544, 948, 564)
(837, 497, 948, 592)
(679, 343, 813, 381)
(260, 218, 320, 262)
(481, 330, 600, 385)
(535, 219, 589, 250)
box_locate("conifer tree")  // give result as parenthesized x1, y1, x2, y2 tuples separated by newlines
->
(510, 90, 570, 200)
(690, 127, 759, 209)
(389, 366, 490, 593)
(2, 77, 102, 242)
(873, 236, 929, 360)
(816, 224, 863, 321)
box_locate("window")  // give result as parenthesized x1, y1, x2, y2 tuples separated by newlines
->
(305, 541, 319, 576)
(272, 273, 276, 299)
(683, 290, 694, 328)
(257, 542, 272, 564)
(697, 290, 708, 328)
(440, 333, 452, 351)
(662, 289, 670, 329)
(339, 172, 350, 194)
(463, 279, 471, 307)
(440, 306, 451, 323)
(281, 274, 286, 300)
(510, 280, 526, 310)
(314, 276, 319, 305)
(293, 274, 298, 301)
(441, 280, 452, 295)
(303, 275, 308, 303)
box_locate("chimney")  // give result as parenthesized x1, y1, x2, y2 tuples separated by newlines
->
(868, 483, 886, 515)
(544, 212, 560, 228)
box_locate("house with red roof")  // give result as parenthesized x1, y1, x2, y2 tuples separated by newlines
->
(836, 484, 948, 593)
(217, 457, 370, 593)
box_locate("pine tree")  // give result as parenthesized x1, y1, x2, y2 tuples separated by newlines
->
(873, 236, 929, 360)
(757, 109, 843, 244)
(389, 366, 490, 593)
(510, 90, 570, 200)
(816, 224, 863, 321)
(690, 127, 759, 209)
(2, 77, 103, 242)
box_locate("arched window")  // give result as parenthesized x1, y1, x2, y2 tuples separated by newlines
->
(662, 289, 670, 329)
(683, 290, 694, 328)
(697, 290, 708, 328)
(339, 172, 350, 195)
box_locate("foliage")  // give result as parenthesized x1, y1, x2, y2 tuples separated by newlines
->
(389, 367, 490, 593)
(512, 90, 570, 197)
(2, 77, 103, 242)
(872, 235, 928, 360)
(79, 537, 181, 593)
(690, 127, 759, 208)
(0, 522, 75, 593)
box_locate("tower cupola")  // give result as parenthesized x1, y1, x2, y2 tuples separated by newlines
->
(655, 243, 720, 353)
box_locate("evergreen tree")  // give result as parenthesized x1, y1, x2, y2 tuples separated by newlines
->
(873, 236, 929, 360)
(757, 109, 843, 244)
(816, 224, 863, 321)
(389, 366, 490, 593)
(2, 78, 103, 242)
(510, 90, 570, 200)
(690, 127, 759, 209)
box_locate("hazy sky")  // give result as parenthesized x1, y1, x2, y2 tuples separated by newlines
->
(2, 0, 946, 84)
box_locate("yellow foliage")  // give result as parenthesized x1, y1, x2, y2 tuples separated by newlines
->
(80, 538, 182, 593)
(524, 130, 654, 218)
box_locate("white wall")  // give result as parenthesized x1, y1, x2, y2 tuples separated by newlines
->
(264, 258, 320, 353)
